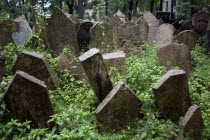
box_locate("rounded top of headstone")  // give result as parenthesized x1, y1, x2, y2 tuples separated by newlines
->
(78, 48, 100, 62)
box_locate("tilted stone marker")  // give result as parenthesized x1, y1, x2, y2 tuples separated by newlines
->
(78, 48, 113, 102)
(135, 17, 149, 41)
(178, 105, 204, 140)
(4, 71, 54, 128)
(152, 69, 191, 121)
(90, 22, 104, 49)
(177, 30, 199, 51)
(157, 44, 191, 75)
(102, 51, 126, 79)
(176, 21, 194, 35)
(156, 23, 175, 46)
(13, 51, 60, 90)
(95, 81, 142, 132)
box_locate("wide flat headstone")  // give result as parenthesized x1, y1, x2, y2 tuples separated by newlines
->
(0, 51, 5, 82)
(143, 11, 160, 42)
(90, 22, 104, 49)
(152, 69, 191, 121)
(156, 23, 175, 46)
(78, 48, 113, 102)
(178, 105, 204, 140)
(135, 17, 149, 41)
(46, 7, 79, 56)
(177, 30, 199, 51)
(95, 81, 142, 132)
(13, 51, 60, 90)
(157, 44, 191, 75)
(4, 71, 54, 128)
(102, 51, 126, 79)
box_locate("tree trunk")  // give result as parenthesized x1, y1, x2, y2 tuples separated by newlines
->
(59, 0, 63, 10)
(4, 0, 11, 8)
(133, 1, 138, 16)
(150, 0, 155, 13)
(31, 0, 36, 26)
(159, 0, 163, 11)
(78, 0, 84, 19)
(66, 0, 74, 14)
(105, 0, 108, 16)
(128, 0, 133, 20)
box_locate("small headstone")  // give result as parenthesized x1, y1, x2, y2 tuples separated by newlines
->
(178, 105, 204, 140)
(78, 48, 113, 102)
(157, 44, 191, 75)
(4, 70, 54, 128)
(13, 51, 60, 90)
(95, 81, 142, 132)
(152, 69, 191, 121)
(135, 17, 149, 41)
(143, 11, 160, 42)
(90, 22, 104, 49)
(102, 51, 126, 79)
(156, 23, 175, 46)
(0, 51, 5, 82)
(177, 30, 199, 51)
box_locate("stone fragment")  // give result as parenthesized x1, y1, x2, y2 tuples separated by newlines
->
(90, 22, 104, 49)
(0, 51, 5, 82)
(143, 11, 160, 42)
(178, 105, 204, 140)
(46, 7, 79, 56)
(78, 48, 113, 102)
(152, 69, 191, 121)
(95, 81, 142, 132)
(135, 17, 149, 41)
(157, 44, 191, 75)
(102, 51, 126, 79)
(13, 51, 60, 90)
(177, 30, 199, 51)
(4, 71, 54, 128)
(156, 23, 175, 46)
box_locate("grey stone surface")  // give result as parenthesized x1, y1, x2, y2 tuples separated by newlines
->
(90, 22, 104, 49)
(13, 51, 60, 90)
(79, 48, 113, 102)
(135, 17, 149, 41)
(95, 81, 142, 132)
(152, 69, 191, 121)
(4, 71, 54, 128)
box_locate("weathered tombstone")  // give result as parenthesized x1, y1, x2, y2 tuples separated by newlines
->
(204, 19, 210, 56)
(176, 21, 194, 35)
(102, 51, 126, 79)
(77, 21, 93, 51)
(46, 7, 79, 56)
(13, 51, 60, 90)
(135, 17, 149, 41)
(0, 51, 5, 82)
(12, 15, 32, 47)
(177, 30, 199, 51)
(95, 81, 142, 132)
(59, 53, 86, 80)
(177, 105, 204, 140)
(114, 10, 126, 22)
(157, 44, 191, 75)
(156, 24, 175, 46)
(152, 69, 191, 121)
(143, 11, 160, 42)
(4, 70, 54, 128)
(78, 48, 113, 102)
(90, 22, 104, 49)
(192, 11, 210, 35)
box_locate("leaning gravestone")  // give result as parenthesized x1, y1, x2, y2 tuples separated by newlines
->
(46, 7, 79, 56)
(135, 17, 149, 41)
(95, 81, 142, 132)
(156, 23, 175, 46)
(143, 11, 160, 42)
(0, 51, 5, 82)
(13, 51, 60, 90)
(4, 71, 54, 128)
(205, 19, 210, 56)
(176, 21, 194, 35)
(178, 105, 204, 140)
(152, 69, 191, 121)
(177, 30, 199, 51)
(90, 22, 104, 49)
(157, 44, 191, 75)
(79, 48, 113, 102)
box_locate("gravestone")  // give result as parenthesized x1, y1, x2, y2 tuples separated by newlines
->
(95, 81, 142, 132)
(102, 51, 126, 79)
(192, 11, 210, 35)
(178, 105, 204, 140)
(152, 69, 191, 121)
(46, 7, 79, 56)
(78, 48, 113, 102)
(156, 24, 175, 46)
(176, 21, 194, 35)
(0, 51, 5, 82)
(59, 53, 86, 80)
(157, 44, 191, 75)
(114, 10, 126, 22)
(204, 19, 210, 56)
(77, 21, 93, 51)
(143, 11, 160, 42)
(13, 51, 60, 90)
(135, 17, 149, 41)
(4, 71, 54, 128)
(12, 15, 32, 47)
(90, 22, 103, 49)
(177, 30, 199, 51)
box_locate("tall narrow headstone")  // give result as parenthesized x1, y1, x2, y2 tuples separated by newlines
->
(95, 81, 142, 132)
(135, 17, 149, 41)
(152, 69, 191, 121)
(13, 51, 60, 90)
(4, 71, 54, 128)
(90, 22, 104, 49)
(78, 48, 113, 102)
